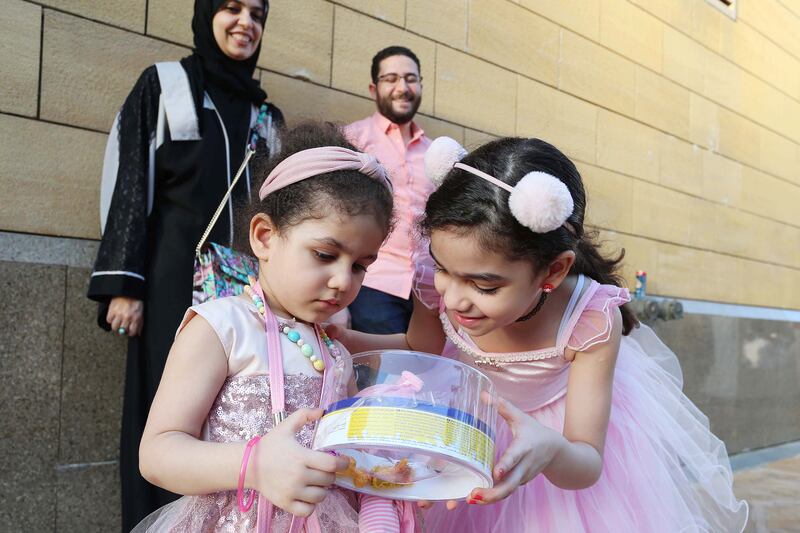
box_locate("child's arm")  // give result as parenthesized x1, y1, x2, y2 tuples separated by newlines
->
(541, 308, 620, 488)
(471, 308, 622, 504)
(139, 315, 348, 516)
(407, 295, 446, 354)
(332, 295, 445, 354)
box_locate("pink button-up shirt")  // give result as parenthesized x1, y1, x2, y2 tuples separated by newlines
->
(345, 112, 433, 299)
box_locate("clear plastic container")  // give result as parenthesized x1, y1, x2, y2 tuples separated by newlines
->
(313, 350, 497, 501)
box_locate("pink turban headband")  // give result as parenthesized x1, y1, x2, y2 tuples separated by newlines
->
(258, 146, 393, 200)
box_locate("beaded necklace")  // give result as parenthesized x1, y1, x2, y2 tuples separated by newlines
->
(243, 281, 340, 373)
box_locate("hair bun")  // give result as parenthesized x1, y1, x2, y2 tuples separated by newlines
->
(509, 171, 574, 233)
(424, 136, 468, 187)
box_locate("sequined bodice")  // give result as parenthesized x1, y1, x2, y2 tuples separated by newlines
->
(166, 374, 323, 532)
(206, 373, 322, 444)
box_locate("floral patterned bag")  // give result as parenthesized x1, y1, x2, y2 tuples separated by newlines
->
(192, 241, 258, 305)
(192, 146, 259, 305)
(192, 104, 281, 305)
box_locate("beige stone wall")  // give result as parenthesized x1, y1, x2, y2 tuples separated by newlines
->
(2, 0, 800, 309)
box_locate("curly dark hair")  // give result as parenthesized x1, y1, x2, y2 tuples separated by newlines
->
(420, 137, 637, 335)
(236, 121, 394, 250)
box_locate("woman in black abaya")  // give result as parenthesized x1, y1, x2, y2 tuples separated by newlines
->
(87, 1, 282, 529)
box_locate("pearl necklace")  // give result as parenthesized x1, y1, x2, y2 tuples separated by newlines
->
(244, 284, 339, 373)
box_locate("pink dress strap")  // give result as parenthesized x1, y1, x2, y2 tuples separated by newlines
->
(558, 280, 631, 353)
(249, 283, 337, 533)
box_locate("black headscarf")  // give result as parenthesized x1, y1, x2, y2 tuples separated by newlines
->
(181, 0, 269, 111)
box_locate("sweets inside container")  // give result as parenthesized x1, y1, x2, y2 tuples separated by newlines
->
(312, 350, 497, 501)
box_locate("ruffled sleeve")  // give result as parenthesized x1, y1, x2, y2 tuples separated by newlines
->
(411, 238, 441, 311)
(564, 284, 630, 353)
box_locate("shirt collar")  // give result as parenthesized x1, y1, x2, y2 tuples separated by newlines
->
(371, 111, 425, 142)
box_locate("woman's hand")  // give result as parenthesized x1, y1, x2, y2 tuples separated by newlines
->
(467, 393, 564, 505)
(107, 297, 144, 336)
(250, 408, 350, 517)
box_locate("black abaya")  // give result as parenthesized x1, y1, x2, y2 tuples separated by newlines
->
(88, 64, 283, 530)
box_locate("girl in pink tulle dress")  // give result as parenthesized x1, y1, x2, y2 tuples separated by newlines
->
(345, 136, 748, 532)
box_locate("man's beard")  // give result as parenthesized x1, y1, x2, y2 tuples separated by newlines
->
(376, 93, 422, 125)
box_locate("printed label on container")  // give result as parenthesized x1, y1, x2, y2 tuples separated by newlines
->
(316, 406, 494, 473)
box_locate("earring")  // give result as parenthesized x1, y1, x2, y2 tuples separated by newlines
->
(516, 283, 554, 322)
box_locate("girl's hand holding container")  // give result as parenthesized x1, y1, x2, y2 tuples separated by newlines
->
(246, 408, 350, 517)
(416, 392, 564, 510)
(467, 394, 563, 505)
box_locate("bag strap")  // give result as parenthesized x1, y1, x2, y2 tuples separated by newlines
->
(195, 146, 255, 257)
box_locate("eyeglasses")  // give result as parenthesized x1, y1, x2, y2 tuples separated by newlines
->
(377, 73, 422, 85)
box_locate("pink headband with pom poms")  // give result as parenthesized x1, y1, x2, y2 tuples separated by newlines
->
(424, 136, 574, 234)
(259, 146, 392, 200)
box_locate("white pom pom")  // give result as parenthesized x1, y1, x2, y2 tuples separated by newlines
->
(508, 172, 574, 233)
(424, 136, 468, 186)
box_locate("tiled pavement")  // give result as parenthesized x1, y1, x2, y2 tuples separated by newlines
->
(733, 442, 800, 533)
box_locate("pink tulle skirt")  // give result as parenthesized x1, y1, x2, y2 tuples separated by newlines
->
(424, 326, 748, 533)
(132, 488, 359, 532)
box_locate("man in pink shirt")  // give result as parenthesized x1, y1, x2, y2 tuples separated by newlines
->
(345, 46, 433, 333)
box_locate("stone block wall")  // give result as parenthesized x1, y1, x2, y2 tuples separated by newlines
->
(2, 0, 799, 305)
